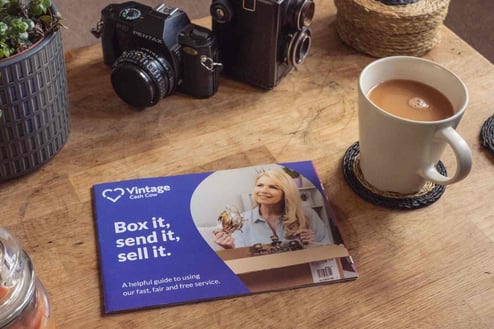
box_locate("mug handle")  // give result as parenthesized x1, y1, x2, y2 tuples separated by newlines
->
(421, 126, 472, 185)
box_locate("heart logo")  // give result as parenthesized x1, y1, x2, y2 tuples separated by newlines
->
(102, 188, 125, 203)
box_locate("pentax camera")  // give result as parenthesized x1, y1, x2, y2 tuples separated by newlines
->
(94, 2, 222, 108)
(210, 0, 315, 89)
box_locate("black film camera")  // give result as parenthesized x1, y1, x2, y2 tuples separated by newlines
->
(210, 0, 315, 89)
(94, 2, 222, 108)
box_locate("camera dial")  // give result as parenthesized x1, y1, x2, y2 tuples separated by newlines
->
(119, 7, 142, 20)
(210, 0, 233, 24)
(111, 49, 175, 108)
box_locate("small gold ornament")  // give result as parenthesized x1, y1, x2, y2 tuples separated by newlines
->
(218, 205, 244, 234)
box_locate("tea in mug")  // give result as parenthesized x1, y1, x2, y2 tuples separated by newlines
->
(368, 79, 454, 121)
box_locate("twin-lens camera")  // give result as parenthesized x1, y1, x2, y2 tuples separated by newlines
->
(210, 0, 315, 89)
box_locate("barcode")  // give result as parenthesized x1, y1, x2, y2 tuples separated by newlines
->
(317, 266, 333, 279)
(309, 258, 340, 282)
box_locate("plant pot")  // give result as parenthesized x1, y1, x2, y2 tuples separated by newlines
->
(0, 28, 70, 181)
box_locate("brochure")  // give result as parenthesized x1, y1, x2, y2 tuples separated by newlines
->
(92, 161, 358, 313)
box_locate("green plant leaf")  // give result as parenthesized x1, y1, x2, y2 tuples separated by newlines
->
(0, 0, 61, 59)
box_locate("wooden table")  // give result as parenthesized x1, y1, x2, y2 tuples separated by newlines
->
(2, 1, 493, 328)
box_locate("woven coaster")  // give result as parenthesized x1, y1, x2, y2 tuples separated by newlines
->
(343, 142, 447, 209)
(480, 115, 494, 157)
(377, 0, 420, 5)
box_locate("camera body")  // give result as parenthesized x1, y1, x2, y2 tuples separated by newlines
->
(210, 0, 314, 89)
(99, 2, 221, 107)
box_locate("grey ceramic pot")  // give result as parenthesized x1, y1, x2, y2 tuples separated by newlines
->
(0, 26, 70, 181)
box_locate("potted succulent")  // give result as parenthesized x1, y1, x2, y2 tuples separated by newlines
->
(0, 0, 70, 181)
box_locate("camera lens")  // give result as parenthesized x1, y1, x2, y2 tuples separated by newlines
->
(294, 0, 315, 30)
(287, 28, 312, 68)
(210, 0, 233, 24)
(111, 49, 175, 108)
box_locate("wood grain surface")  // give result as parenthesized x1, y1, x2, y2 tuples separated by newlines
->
(1, 1, 493, 328)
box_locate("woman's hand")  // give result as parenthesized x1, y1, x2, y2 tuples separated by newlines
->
(294, 228, 315, 244)
(213, 229, 235, 249)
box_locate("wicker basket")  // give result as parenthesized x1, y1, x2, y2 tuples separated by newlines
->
(335, 0, 451, 57)
(0, 29, 70, 181)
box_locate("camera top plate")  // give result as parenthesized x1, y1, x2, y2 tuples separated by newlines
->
(154, 4, 179, 17)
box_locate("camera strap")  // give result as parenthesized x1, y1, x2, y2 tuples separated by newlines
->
(200, 55, 223, 72)
(91, 19, 104, 39)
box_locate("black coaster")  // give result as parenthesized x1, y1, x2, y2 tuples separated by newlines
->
(481, 115, 494, 157)
(376, 0, 420, 5)
(343, 142, 447, 210)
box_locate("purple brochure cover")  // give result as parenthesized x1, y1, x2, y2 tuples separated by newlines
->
(92, 161, 350, 313)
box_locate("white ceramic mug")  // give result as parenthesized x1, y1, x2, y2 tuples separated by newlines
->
(358, 56, 472, 194)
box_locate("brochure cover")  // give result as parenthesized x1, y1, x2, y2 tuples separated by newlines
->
(92, 161, 358, 313)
